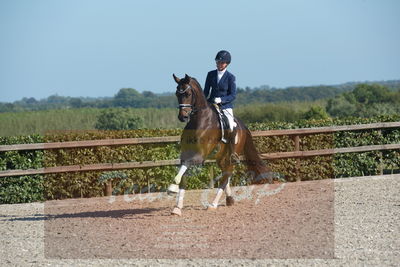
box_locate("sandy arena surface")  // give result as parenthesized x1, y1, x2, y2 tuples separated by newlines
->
(1, 174, 399, 266)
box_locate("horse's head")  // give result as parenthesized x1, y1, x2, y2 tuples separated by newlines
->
(173, 74, 195, 122)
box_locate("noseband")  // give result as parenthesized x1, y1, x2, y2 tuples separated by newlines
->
(177, 84, 196, 115)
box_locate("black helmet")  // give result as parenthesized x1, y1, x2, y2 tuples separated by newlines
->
(215, 50, 231, 64)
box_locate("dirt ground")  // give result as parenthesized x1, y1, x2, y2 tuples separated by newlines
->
(2, 174, 399, 266)
(43, 180, 334, 259)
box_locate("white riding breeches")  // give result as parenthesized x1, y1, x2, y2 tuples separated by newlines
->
(222, 108, 237, 131)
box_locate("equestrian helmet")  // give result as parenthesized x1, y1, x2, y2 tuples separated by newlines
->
(215, 50, 231, 64)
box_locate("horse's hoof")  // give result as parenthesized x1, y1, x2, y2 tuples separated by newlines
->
(226, 196, 235, 206)
(171, 207, 182, 216)
(207, 204, 218, 210)
(167, 184, 179, 194)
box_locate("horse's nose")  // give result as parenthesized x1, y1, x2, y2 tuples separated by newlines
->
(178, 114, 189, 122)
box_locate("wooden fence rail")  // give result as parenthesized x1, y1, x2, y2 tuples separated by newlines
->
(0, 121, 399, 179)
(1, 122, 399, 152)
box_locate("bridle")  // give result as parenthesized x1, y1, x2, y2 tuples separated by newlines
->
(176, 84, 197, 116)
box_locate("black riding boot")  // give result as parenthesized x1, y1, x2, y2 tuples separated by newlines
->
(229, 128, 240, 164)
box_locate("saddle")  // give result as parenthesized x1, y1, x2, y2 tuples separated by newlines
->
(213, 104, 232, 144)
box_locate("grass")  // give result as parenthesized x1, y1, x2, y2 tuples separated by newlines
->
(0, 101, 327, 137)
(0, 108, 182, 137)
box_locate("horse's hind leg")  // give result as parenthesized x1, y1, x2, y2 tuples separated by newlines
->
(225, 181, 235, 206)
(209, 164, 234, 209)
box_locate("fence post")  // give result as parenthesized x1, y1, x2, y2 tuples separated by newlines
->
(209, 165, 214, 188)
(379, 151, 384, 175)
(293, 135, 301, 182)
(105, 181, 113, 196)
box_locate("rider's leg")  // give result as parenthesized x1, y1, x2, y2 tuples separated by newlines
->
(222, 108, 237, 131)
(222, 109, 240, 164)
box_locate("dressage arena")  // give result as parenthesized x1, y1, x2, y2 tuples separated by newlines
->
(1, 174, 399, 266)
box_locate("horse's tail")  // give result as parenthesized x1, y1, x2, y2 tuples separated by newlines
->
(243, 127, 273, 184)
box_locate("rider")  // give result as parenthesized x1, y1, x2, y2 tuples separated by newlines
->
(204, 50, 240, 163)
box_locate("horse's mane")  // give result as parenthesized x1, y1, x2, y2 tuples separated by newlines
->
(189, 77, 208, 107)
(190, 77, 202, 91)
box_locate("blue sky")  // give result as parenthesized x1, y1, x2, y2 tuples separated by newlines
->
(1, 0, 399, 102)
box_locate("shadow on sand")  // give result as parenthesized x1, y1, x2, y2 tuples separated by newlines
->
(1, 207, 164, 222)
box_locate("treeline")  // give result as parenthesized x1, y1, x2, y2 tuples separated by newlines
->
(0, 90, 176, 112)
(237, 79, 400, 105)
(0, 82, 399, 136)
(1, 80, 399, 112)
(327, 83, 400, 117)
(237, 83, 400, 124)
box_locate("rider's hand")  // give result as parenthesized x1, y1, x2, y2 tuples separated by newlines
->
(214, 97, 222, 104)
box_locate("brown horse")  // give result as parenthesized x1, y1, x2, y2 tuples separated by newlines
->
(168, 74, 272, 216)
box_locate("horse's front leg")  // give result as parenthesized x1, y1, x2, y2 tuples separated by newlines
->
(168, 165, 188, 193)
(169, 165, 189, 216)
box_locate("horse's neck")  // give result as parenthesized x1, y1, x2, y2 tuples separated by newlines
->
(193, 88, 208, 108)
(190, 82, 218, 126)
(189, 103, 219, 130)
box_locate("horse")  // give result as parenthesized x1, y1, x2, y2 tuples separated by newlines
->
(168, 74, 272, 216)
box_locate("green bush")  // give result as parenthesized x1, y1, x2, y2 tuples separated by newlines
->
(0, 175, 44, 204)
(95, 108, 144, 130)
(249, 115, 400, 179)
(0, 134, 44, 204)
(301, 106, 330, 120)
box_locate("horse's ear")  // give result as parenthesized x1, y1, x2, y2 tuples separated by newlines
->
(173, 74, 180, 84)
(184, 74, 191, 81)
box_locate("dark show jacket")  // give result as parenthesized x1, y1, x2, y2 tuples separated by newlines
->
(204, 70, 237, 109)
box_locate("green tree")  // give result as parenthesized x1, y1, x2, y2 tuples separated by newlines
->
(353, 84, 391, 104)
(326, 95, 357, 117)
(69, 98, 83, 108)
(302, 106, 330, 120)
(142, 91, 156, 98)
(113, 88, 143, 107)
(95, 108, 144, 130)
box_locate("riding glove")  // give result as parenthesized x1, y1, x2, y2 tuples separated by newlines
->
(214, 97, 222, 104)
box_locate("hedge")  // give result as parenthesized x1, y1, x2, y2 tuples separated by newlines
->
(0, 115, 399, 204)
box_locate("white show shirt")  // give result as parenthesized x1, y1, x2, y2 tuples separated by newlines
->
(217, 69, 226, 83)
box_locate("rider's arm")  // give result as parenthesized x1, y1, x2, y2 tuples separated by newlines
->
(204, 72, 212, 100)
(220, 74, 236, 104)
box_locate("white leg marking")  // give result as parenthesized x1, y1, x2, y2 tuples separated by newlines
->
(168, 165, 188, 193)
(177, 189, 185, 209)
(211, 188, 224, 207)
(225, 183, 232, 197)
(174, 165, 188, 184)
